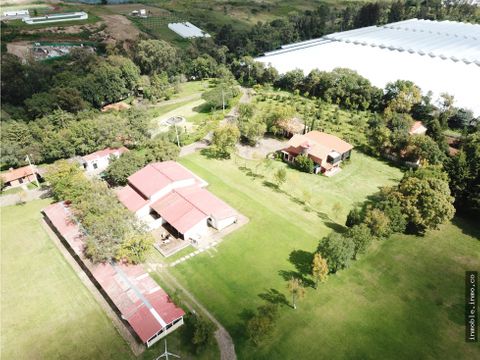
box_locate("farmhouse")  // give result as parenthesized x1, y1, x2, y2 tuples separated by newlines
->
(43, 202, 185, 347)
(81, 147, 129, 174)
(1, 165, 42, 188)
(281, 131, 353, 176)
(116, 161, 238, 244)
(409, 121, 428, 135)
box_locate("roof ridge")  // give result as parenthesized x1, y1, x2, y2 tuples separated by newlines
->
(172, 186, 209, 216)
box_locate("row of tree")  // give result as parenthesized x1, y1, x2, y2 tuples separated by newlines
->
(45, 161, 154, 264)
(1, 109, 151, 168)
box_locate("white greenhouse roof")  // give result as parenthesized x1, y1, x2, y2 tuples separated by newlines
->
(256, 19, 480, 115)
(168, 22, 211, 38)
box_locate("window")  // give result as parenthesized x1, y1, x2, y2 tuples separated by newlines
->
(93, 162, 98, 169)
(19, 178, 24, 184)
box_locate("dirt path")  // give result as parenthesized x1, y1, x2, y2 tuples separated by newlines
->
(151, 267, 237, 360)
(0, 188, 50, 207)
(179, 87, 251, 157)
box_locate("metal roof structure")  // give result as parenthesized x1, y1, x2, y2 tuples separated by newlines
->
(256, 19, 480, 115)
(42, 202, 185, 347)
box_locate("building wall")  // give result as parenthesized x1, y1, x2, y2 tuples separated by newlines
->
(85, 156, 111, 173)
(184, 218, 209, 241)
(212, 215, 237, 231)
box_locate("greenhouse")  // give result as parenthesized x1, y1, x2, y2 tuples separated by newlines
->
(256, 19, 480, 115)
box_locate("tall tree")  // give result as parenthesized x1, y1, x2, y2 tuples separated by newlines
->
(312, 253, 329, 288)
(287, 278, 306, 310)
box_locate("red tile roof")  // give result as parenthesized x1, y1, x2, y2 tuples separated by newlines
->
(116, 185, 148, 212)
(150, 190, 207, 234)
(42, 202, 184, 344)
(127, 161, 197, 199)
(283, 131, 353, 164)
(1, 165, 37, 183)
(150, 186, 236, 235)
(304, 131, 353, 154)
(409, 121, 428, 135)
(82, 147, 129, 162)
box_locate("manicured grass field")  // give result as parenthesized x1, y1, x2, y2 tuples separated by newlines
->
(0, 199, 219, 360)
(0, 199, 132, 360)
(167, 152, 480, 359)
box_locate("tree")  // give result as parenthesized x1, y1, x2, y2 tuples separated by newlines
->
(133, 40, 177, 75)
(44, 160, 90, 202)
(202, 82, 239, 110)
(406, 135, 446, 165)
(318, 232, 355, 273)
(396, 166, 455, 233)
(287, 278, 306, 309)
(190, 315, 216, 353)
(274, 168, 287, 189)
(144, 138, 180, 163)
(117, 232, 154, 264)
(312, 253, 329, 288)
(364, 208, 392, 239)
(238, 117, 266, 146)
(189, 54, 218, 80)
(211, 124, 240, 158)
(384, 80, 422, 115)
(295, 154, 314, 173)
(346, 207, 362, 227)
(346, 224, 372, 258)
(105, 151, 145, 186)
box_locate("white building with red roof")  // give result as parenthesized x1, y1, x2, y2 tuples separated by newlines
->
(43, 202, 185, 348)
(409, 121, 428, 135)
(116, 161, 238, 242)
(281, 131, 353, 176)
(81, 147, 129, 174)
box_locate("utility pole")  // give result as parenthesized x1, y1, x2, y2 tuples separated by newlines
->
(25, 154, 40, 188)
(174, 122, 181, 147)
(155, 340, 180, 360)
(222, 88, 225, 115)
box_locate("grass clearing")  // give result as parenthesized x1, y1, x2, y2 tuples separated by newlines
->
(0, 199, 220, 359)
(0, 199, 132, 360)
(163, 152, 479, 359)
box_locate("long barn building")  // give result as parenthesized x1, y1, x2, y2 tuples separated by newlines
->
(256, 19, 480, 115)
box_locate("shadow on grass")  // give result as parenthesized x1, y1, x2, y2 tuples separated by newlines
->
(193, 102, 213, 113)
(238, 166, 264, 180)
(289, 250, 314, 275)
(258, 288, 289, 307)
(325, 221, 347, 233)
(451, 216, 480, 240)
(278, 270, 315, 288)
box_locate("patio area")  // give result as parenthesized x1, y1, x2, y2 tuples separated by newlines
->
(152, 226, 190, 258)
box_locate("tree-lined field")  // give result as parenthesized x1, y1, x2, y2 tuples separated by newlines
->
(0, 199, 219, 360)
(166, 152, 480, 359)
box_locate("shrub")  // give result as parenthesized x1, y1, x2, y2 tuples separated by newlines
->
(295, 154, 315, 173)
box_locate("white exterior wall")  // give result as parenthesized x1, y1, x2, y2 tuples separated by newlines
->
(85, 156, 111, 173)
(212, 215, 237, 231)
(183, 218, 209, 241)
(135, 204, 152, 219)
(149, 178, 196, 203)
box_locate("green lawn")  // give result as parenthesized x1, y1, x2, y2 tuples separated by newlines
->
(164, 152, 480, 359)
(0, 199, 219, 360)
(0, 199, 132, 360)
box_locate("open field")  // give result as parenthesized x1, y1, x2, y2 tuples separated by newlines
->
(0, 199, 132, 360)
(164, 152, 480, 359)
(0, 199, 219, 360)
